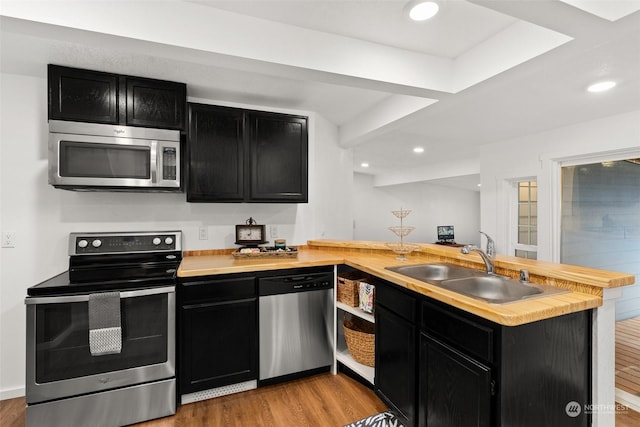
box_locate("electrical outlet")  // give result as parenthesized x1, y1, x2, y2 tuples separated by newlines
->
(270, 225, 278, 238)
(198, 226, 208, 240)
(2, 231, 16, 248)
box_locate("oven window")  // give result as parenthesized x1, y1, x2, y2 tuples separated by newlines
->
(60, 141, 150, 179)
(35, 294, 168, 383)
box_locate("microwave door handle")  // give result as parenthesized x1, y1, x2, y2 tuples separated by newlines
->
(150, 141, 158, 183)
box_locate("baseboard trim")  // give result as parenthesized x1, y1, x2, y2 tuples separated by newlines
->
(1, 387, 25, 401)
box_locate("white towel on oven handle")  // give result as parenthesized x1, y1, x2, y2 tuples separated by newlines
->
(88, 291, 122, 356)
(89, 327, 122, 356)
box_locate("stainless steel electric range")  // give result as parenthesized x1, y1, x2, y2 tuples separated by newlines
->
(25, 231, 182, 427)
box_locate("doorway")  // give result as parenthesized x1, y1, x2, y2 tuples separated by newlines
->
(560, 158, 640, 410)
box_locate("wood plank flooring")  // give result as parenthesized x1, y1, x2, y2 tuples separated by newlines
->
(616, 316, 640, 396)
(3, 371, 640, 426)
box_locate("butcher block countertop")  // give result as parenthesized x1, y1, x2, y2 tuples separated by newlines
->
(178, 240, 635, 326)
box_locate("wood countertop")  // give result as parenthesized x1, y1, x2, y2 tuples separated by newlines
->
(178, 240, 635, 326)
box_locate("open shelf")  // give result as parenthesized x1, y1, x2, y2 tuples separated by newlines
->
(336, 335, 375, 384)
(336, 301, 374, 323)
(336, 304, 375, 385)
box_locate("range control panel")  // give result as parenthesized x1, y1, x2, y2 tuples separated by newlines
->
(69, 231, 182, 255)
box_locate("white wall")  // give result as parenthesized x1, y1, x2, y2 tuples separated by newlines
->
(0, 72, 354, 399)
(353, 173, 481, 246)
(479, 110, 640, 319)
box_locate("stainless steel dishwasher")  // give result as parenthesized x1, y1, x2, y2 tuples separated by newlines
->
(258, 268, 334, 384)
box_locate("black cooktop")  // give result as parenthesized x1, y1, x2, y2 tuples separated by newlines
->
(27, 269, 179, 296)
(27, 231, 183, 297)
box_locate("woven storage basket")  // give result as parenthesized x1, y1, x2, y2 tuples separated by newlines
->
(343, 313, 375, 367)
(337, 272, 366, 307)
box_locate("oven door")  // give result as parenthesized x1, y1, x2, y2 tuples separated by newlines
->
(48, 132, 180, 190)
(25, 286, 175, 404)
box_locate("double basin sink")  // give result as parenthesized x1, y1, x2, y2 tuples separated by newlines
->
(385, 263, 569, 304)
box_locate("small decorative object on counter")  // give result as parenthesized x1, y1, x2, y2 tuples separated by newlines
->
(359, 281, 375, 314)
(274, 239, 286, 250)
(337, 271, 368, 307)
(235, 217, 267, 247)
(232, 246, 298, 258)
(343, 312, 375, 367)
(386, 208, 419, 261)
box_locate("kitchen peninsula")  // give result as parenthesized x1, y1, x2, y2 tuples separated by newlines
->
(178, 240, 635, 427)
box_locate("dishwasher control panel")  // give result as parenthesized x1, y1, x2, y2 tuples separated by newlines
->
(258, 272, 334, 297)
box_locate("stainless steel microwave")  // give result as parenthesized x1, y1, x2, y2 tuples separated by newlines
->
(48, 120, 181, 192)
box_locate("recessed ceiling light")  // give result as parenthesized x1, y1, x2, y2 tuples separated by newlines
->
(361, 162, 370, 168)
(413, 147, 425, 153)
(587, 80, 616, 93)
(406, 1, 439, 21)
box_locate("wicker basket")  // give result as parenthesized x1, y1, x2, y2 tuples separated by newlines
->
(337, 272, 366, 307)
(343, 313, 375, 367)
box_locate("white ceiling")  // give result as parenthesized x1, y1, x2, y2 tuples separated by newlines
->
(2, 0, 640, 191)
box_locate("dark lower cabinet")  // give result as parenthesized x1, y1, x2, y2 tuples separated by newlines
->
(498, 311, 592, 427)
(370, 274, 592, 427)
(178, 275, 257, 397)
(419, 333, 492, 427)
(375, 282, 418, 427)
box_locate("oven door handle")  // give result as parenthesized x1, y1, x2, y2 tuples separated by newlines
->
(24, 286, 175, 305)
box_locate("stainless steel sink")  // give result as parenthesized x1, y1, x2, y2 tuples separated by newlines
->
(385, 263, 484, 282)
(437, 275, 545, 304)
(385, 263, 569, 304)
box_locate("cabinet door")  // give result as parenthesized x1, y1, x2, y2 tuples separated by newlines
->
(187, 104, 245, 202)
(48, 65, 118, 124)
(126, 77, 186, 130)
(180, 298, 257, 394)
(248, 112, 308, 202)
(375, 305, 417, 427)
(419, 333, 492, 427)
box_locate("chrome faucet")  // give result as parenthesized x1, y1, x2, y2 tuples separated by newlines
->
(461, 245, 495, 275)
(479, 231, 495, 259)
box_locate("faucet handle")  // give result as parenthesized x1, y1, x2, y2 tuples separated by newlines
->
(479, 231, 495, 258)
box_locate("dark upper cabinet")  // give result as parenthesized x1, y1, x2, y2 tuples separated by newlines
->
(48, 65, 118, 124)
(126, 77, 186, 130)
(248, 112, 308, 202)
(187, 104, 245, 202)
(187, 103, 308, 203)
(48, 64, 186, 130)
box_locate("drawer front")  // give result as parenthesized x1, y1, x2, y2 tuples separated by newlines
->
(421, 300, 494, 363)
(180, 276, 256, 303)
(377, 282, 416, 323)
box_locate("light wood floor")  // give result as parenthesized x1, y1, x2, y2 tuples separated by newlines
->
(3, 372, 640, 426)
(616, 316, 640, 397)
(0, 373, 386, 427)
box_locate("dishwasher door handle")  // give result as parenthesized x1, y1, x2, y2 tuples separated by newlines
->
(285, 275, 312, 282)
